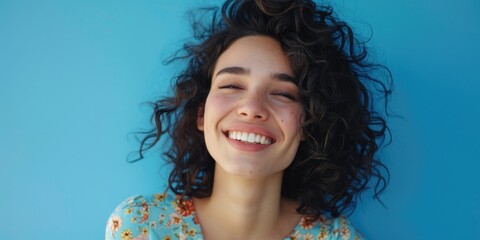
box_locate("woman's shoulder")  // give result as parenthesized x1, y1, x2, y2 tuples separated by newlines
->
(289, 215, 366, 240)
(109, 191, 176, 213)
(105, 190, 201, 240)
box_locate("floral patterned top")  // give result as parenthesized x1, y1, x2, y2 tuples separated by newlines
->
(105, 190, 365, 240)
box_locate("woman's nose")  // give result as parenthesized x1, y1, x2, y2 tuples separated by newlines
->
(236, 92, 268, 120)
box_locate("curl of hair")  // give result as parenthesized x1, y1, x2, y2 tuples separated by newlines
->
(134, 0, 392, 219)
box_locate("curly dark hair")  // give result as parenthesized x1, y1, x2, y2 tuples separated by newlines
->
(134, 0, 392, 219)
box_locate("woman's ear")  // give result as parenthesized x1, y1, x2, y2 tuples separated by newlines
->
(197, 104, 205, 131)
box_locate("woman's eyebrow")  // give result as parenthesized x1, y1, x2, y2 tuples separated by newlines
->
(272, 73, 295, 83)
(215, 66, 250, 77)
(216, 66, 294, 82)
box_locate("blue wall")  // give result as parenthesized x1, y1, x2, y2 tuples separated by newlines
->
(1, 0, 479, 239)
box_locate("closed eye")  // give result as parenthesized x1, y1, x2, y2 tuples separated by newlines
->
(273, 92, 297, 101)
(218, 84, 241, 89)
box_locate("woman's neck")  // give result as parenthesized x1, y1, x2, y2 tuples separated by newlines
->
(193, 166, 301, 240)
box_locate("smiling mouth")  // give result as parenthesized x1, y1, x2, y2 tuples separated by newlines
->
(227, 131, 273, 145)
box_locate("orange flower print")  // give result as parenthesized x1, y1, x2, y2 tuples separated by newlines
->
(139, 202, 149, 223)
(120, 229, 133, 240)
(175, 198, 194, 217)
(159, 213, 166, 225)
(168, 213, 182, 226)
(162, 235, 171, 240)
(187, 228, 196, 236)
(289, 230, 302, 240)
(150, 221, 157, 229)
(109, 215, 122, 233)
(318, 231, 328, 240)
(124, 208, 133, 215)
(181, 223, 188, 233)
(339, 217, 351, 240)
(193, 212, 200, 225)
(132, 233, 148, 240)
(333, 229, 339, 237)
(317, 225, 330, 240)
(155, 193, 167, 202)
(299, 217, 315, 230)
(318, 215, 332, 225)
(304, 233, 315, 240)
(340, 226, 351, 240)
(177, 232, 187, 240)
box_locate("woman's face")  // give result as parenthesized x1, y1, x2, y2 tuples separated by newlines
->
(197, 35, 303, 178)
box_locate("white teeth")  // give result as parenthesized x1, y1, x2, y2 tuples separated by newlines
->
(241, 132, 248, 141)
(227, 131, 272, 145)
(247, 133, 254, 142)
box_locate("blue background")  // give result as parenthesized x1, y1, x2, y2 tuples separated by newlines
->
(1, 0, 479, 239)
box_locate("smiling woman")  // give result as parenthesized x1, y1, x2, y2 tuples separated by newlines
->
(198, 36, 304, 179)
(105, 0, 391, 239)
